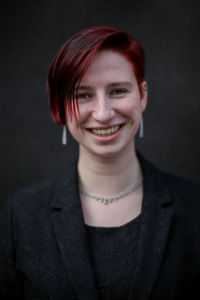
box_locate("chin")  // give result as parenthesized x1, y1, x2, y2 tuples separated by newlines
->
(88, 142, 132, 159)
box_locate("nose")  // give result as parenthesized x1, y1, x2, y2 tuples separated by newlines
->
(91, 94, 115, 123)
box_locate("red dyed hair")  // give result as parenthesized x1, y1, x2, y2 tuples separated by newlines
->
(47, 26, 145, 125)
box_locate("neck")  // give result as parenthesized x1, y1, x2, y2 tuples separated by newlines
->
(78, 142, 142, 197)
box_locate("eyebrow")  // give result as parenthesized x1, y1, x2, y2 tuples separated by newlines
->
(77, 81, 133, 90)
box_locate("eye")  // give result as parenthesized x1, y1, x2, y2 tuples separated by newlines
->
(110, 88, 128, 96)
(77, 93, 91, 99)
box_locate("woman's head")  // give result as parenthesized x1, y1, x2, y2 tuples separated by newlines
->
(47, 26, 145, 125)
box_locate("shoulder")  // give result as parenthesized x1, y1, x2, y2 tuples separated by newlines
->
(1, 163, 77, 214)
(1, 175, 58, 215)
(8, 155, 78, 201)
(138, 152, 200, 214)
(142, 157, 200, 240)
(162, 171, 200, 197)
(145, 160, 200, 226)
(161, 170, 200, 203)
(161, 171, 200, 217)
(139, 152, 200, 201)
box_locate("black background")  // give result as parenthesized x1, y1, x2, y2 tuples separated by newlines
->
(1, 0, 200, 205)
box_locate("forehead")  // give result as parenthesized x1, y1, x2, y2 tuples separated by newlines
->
(80, 50, 136, 86)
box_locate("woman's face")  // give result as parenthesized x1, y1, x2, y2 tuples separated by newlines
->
(67, 49, 147, 158)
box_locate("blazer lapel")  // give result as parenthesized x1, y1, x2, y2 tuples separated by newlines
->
(128, 155, 174, 299)
(51, 162, 99, 300)
(50, 153, 174, 300)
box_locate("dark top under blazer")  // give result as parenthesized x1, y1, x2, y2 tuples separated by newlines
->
(0, 153, 200, 300)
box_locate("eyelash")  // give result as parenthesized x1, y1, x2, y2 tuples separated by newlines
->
(77, 89, 128, 99)
(110, 88, 128, 95)
(77, 93, 91, 99)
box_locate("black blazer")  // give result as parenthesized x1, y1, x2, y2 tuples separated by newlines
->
(0, 153, 200, 300)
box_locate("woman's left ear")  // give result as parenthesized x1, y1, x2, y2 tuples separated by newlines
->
(140, 81, 148, 112)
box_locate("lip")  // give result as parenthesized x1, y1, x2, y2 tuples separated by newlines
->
(87, 124, 123, 130)
(86, 124, 125, 142)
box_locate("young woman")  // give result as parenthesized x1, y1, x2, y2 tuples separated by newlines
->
(0, 26, 200, 300)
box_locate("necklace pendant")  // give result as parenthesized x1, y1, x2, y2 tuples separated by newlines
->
(99, 198, 109, 205)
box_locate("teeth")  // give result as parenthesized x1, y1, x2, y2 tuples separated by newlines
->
(91, 125, 120, 136)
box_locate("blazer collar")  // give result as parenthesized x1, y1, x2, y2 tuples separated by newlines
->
(128, 152, 174, 299)
(51, 153, 174, 300)
(51, 158, 99, 300)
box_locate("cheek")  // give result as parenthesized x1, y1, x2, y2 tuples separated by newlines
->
(78, 101, 91, 113)
(118, 100, 141, 119)
(74, 104, 91, 124)
(67, 113, 87, 140)
(67, 120, 80, 134)
(66, 104, 91, 139)
(68, 106, 89, 128)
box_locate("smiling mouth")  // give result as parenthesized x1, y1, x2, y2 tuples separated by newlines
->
(88, 125, 123, 136)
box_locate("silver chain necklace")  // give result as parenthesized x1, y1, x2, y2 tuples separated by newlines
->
(80, 177, 143, 205)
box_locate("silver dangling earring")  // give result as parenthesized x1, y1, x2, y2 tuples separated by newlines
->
(62, 125, 67, 145)
(139, 117, 144, 138)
